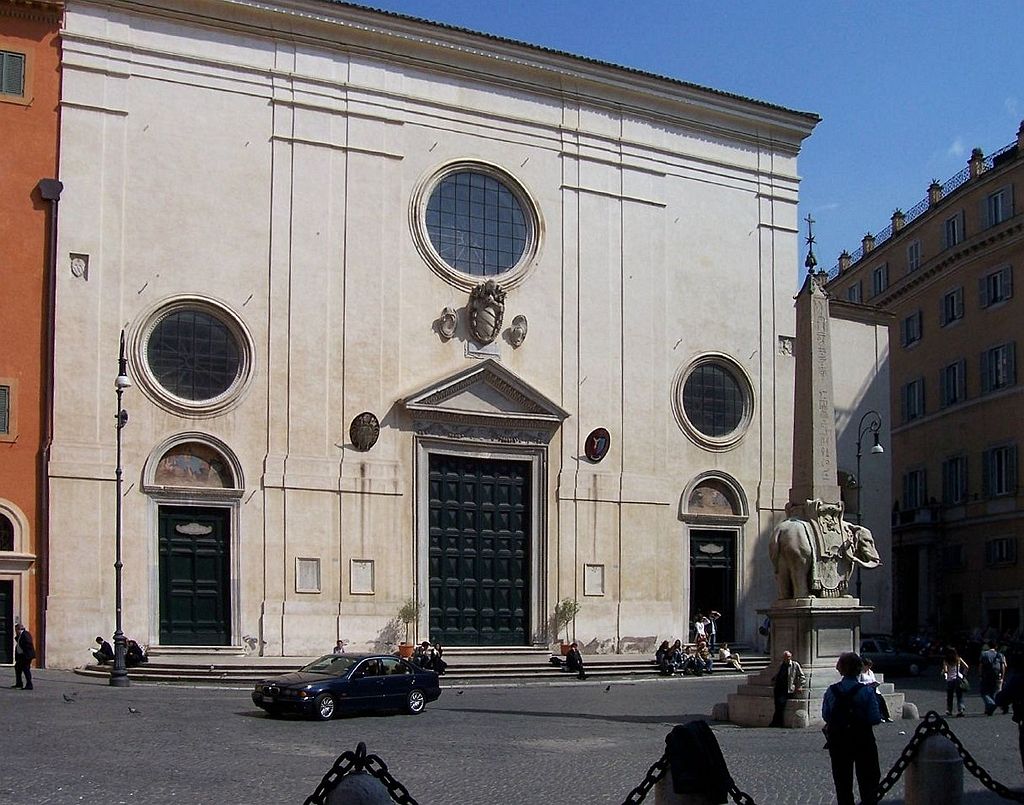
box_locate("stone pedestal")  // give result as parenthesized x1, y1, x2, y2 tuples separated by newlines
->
(723, 597, 904, 728)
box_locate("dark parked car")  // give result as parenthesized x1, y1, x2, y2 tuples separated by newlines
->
(860, 636, 928, 677)
(252, 653, 442, 720)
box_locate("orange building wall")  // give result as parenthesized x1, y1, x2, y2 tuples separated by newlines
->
(0, 0, 62, 661)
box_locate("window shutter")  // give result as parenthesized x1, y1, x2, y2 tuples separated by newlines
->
(942, 460, 951, 503)
(983, 449, 992, 497)
(1009, 445, 1019, 492)
(939, 368, 947, 407)
(1, 52, 25, 96)
(958, 359, 967, 400)
(939, 295, 948, 326)
(1010, 342, 1018, 385)
(900, 317, 907, 346)
(959, 211, 966, 241)
(900, 384, 908, 423)
(917, 310, 923, 339)
(981, 350, 991, 393)
(980, 275, 990, 308)
(1005, 266, 1013, 300)
(955, 287, 964, 318)
(982, 194, 991, 229)
(0, 385, 8, 434)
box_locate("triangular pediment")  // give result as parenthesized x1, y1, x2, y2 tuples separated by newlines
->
(401, 359, 568, 427)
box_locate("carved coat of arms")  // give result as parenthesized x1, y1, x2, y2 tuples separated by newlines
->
(468, 280, 506, 345)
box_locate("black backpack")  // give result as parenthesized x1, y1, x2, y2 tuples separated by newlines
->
(826, 682, 865, 734)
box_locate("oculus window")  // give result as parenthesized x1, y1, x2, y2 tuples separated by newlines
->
(413, 162, 540, 290)
(673, 356, 753, 450)
(135, 299, 253, 416)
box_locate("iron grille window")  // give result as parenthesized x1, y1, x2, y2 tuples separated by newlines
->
(980, 266, 1013, 308)
(0, 514, 13, 551)
(682, 363, 745, 438)
(0, 384, 9, 434)
(0, 51, 25, 97)
(981, 342, 1017, 393)
(425, 171, 530, 277)
(940, 287, 964, 326)
(942, 455, 967, 504)
(985, 537, 1017, 567)
(939, 360, 965, 407)
(146, 310, 241, 401)
(983, 444, 1018, 497)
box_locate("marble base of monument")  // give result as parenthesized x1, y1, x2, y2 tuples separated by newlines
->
(722, 597, 905, 728)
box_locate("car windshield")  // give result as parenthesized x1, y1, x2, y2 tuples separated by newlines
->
(299, 655, 360, 675)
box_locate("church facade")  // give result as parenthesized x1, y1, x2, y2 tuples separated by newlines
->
(44, 0, 818, 666)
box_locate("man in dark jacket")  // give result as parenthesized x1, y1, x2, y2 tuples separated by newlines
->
(93, 636, 114, 664)
(822, 652, 882, 805)
(996, 650, 1024, 771)
(12, 622, 35, 690)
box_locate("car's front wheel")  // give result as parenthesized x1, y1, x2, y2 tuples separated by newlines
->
(406, 689, 426, 715)
(908, 662, 921, 677)
(314, 693, 336, 721)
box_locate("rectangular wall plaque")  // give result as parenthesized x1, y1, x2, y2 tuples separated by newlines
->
(584, 563, 605, 596)
(350, 559, 375, 595)
(295, 557, 321, 594)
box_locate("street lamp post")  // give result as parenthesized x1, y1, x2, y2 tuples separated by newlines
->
(854, 409, 885, 600)
(110, 330, 131, 688)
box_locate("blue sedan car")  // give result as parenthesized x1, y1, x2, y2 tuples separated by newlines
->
(252, 653, 442, 720)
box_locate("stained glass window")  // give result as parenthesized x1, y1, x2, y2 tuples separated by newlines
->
(682, 363, 744, 438)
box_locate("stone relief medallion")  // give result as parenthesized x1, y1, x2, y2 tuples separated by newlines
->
(349, 412, 380, 451)
(508, 314, 528, 348)
(584, 427, 611, 462)
(468, 280, 505, 345)
(438, 305, 458, 340)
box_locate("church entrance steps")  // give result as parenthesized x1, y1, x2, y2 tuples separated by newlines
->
(71, 650, 770, 686)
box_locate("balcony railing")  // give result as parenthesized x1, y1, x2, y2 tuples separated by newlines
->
(827, 138, 1020, 280)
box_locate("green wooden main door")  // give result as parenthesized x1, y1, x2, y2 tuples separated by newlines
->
(159, 506, 231, 646)
(428, 454, 530, 646)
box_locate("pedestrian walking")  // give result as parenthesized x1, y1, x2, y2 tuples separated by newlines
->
(822, 652, 882, 805)
(942, 646, 969, 717)
(565, 642, 586, 680)
(12, 622, 35, 690)
(979, 641, 1007, 716)
(769, 650, 805, 727)
(996, 649, 1024, 771)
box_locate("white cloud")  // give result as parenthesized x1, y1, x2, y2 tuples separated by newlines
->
(1006, 97, 1020, 119)
(946, 137, 965, 158)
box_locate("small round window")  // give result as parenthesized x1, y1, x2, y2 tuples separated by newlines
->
(136, 299, 253, 417)
(413, 162, 540, 290)
(673, 355, 753, 451)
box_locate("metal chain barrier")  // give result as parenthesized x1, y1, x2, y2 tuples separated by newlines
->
(304, 742, 420, 805)
(874, 710, 1024, 804)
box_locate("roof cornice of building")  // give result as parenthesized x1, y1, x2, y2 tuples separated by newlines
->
(97, 0, 819, 150)
(1, 0, 63, 20)
(828, 298, 894, 326)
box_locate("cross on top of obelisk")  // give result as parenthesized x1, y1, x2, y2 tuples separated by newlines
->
(804, 213, 818, 272)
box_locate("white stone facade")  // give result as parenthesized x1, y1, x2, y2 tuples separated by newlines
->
(45, 0, 818, 666)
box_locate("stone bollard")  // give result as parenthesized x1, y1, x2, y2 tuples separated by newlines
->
(904, 734, 963, 805)
(655, 769, 716, 805)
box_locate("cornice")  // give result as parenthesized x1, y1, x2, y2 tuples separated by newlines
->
(0, 0, 62, 23)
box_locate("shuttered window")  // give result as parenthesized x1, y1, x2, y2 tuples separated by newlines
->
(981, 342, 1017, 394)
(0, 51, 26, 97)
(0, 385, 9, 435)
(983, 444, 1018, 498)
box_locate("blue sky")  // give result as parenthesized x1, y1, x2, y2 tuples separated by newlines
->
(353, 0, 1024, 288)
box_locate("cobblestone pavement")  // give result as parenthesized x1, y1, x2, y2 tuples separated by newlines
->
(1, 669, 1021, 804)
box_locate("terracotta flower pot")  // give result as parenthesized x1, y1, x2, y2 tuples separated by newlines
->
(559, 642, 571, 656)
(398, 642, 415, 659)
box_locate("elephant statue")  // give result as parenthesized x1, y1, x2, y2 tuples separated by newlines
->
(769, 517, 881, 599)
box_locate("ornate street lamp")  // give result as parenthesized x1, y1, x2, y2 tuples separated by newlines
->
(854, 409, 884, 600)
(110, 330, 131, 688)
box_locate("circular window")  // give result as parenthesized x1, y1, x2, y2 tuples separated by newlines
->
(672, 355, 753, 451)
(135, 299, 253, 417)
(412, 162, 540, 290)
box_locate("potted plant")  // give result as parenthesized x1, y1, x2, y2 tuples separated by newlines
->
(397, 598, 422, 659)
(553, 597, 582, 655)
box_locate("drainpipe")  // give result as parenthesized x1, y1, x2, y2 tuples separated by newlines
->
(36, 177, 63, 668)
